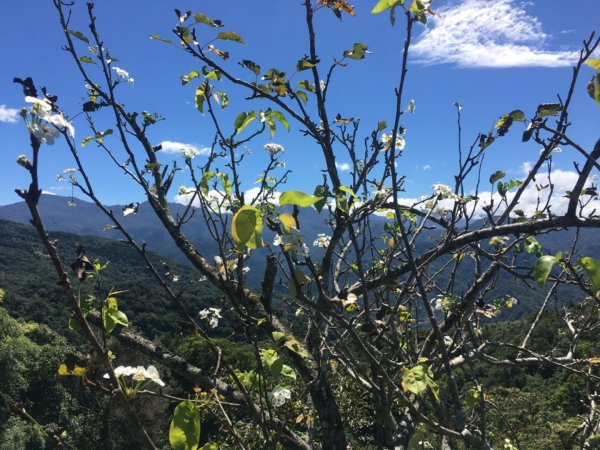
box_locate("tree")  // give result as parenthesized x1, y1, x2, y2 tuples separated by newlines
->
(9, 0, 600, 448)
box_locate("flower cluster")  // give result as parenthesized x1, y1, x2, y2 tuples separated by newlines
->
(432, 183, 457, 200)
(181, 147, 199, 160)
(103, 365, 165, 397)
(313, 233, 331, 248)
(407, 99, 416, 114)
(268, 387, 291, 407)
(381, 132, 406, 151)
(199, 307, 222, 328)
(273, 227, 309, 256)
(264, 143, 284, 156)
(112, 66, 135, 84)
(24, 96, 75, 145)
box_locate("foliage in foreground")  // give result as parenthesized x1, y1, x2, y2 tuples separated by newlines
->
(5, 0, 600, 448)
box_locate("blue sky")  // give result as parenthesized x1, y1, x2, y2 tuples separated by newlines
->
(1, 0, 599, 212)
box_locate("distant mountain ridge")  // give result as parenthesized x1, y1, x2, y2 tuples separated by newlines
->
(3, 194, 600, 320)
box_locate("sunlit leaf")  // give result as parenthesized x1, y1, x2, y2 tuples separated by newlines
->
(102, 306, 129, 334)
(371, 0, 404, 14)
(344, 43, 369, 60)
(269, 110, 290, 132)
(580, 256, 600, 292)
(79, 56, 94, 64)
(233, 111, 256, 135)
(296, 58, 317, 71)
(278, 213, 297, 233)
(181, 70, 199, 85)
(149, 34, 173, 44)
(231, 205, 263, 250)
(217, 31, 245, 44)
(169, 400, 201, 450)
(536, 103, 562, 117)
(193, 13, 223, 27)
(280, 190, 323, 208)
(534, 253, 560, 288)
(67, 29, 90, 44)
(195, 83, 208, 114)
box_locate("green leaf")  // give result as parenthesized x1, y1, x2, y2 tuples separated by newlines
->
(199, 444, 218, 450)
(494, 110, 525, 134)
(231, 205, 263, 250)
(313, 185, 329, 213)
(278, 213, 297, 233)
(82, 136, 93, 148)
(586, 59, 600, 71)
(298, 80, 316, 93)
(280, 190, 323, 208)
(233, 111, 256, 135)
(219, 173, 232, 197)
(261, 349, 283, 377)
(67, 29, 90, 44)
(217, 31, 245, 44)
(339, 185, 357, 198)
(272, 331, 286, 344)
(195, 83, 207, 114)
(181, 70, 199, 85)
(465, 387, 480, 408)
(371, 0, 404, 14)
(295, 90, 308, 104)
(215, 91, 228, 109)
(296, 58, 317, 71)
(79, 56, 94, 64)
(193, 13, 222, 27)
(401, 365, 437, 398)
(536, 103, 562, 117)
(102, 307, 129, 334)
(169, 400, 201, 450)
(534, 254, 559, 288)
(269, 110, 290, 132)
(377, 120, 387, 131)
(580, 256, 600, 292)
(281, 364, 297, 380)
(522, 122, 534, 142)
(200, 171, 214, 196)
(489, 170, 505, 184)
(149, 34, 173, 44)
(344, 43, 369, 60)
(240, 60, 260, 76)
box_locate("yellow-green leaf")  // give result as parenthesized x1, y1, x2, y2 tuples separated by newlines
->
(169, 400, 201, 450)
(580, 256, 600, 292)
(231, 205, 263, 250)
(371, 0, 404, 14)
(217, 31, 245, 44)
(280, 190, 323, 208)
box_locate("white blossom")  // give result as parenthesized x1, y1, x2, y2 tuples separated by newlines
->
(313, 233, 331, 248)
(112, 66, 135, 84)
(273, 227, 309, 256)
(381, 132, 406, 150)
(104, 365, 165, 388)
(264, 143, 284, 155)
(181, 147, 199, 160)
(268, 387, 291, 407)
(319, 80, 326, 91)
(432, 183, 457, 200)
(199, 307, 222, 328)
(31, 122, 60, 145)
(407, 99, 416, 114)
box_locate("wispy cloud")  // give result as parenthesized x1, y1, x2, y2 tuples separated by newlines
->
(423, 164, 432, 171)
(158, 140, 211, 156)
(412, 0, 579, 68)
(336, 161, 351, 172)
(0, 105, 19, 123)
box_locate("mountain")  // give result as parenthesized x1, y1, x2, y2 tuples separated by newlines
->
(3, 194, 600, 320)
(0, 219, 228, 338)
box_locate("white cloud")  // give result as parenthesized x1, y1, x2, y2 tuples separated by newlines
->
(158, 140, 211, 156)
(0, 105, 19, 123)
(423, 164, 432, 171)
(411, 0, 579, 68)
(336, 161, 351, 172)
